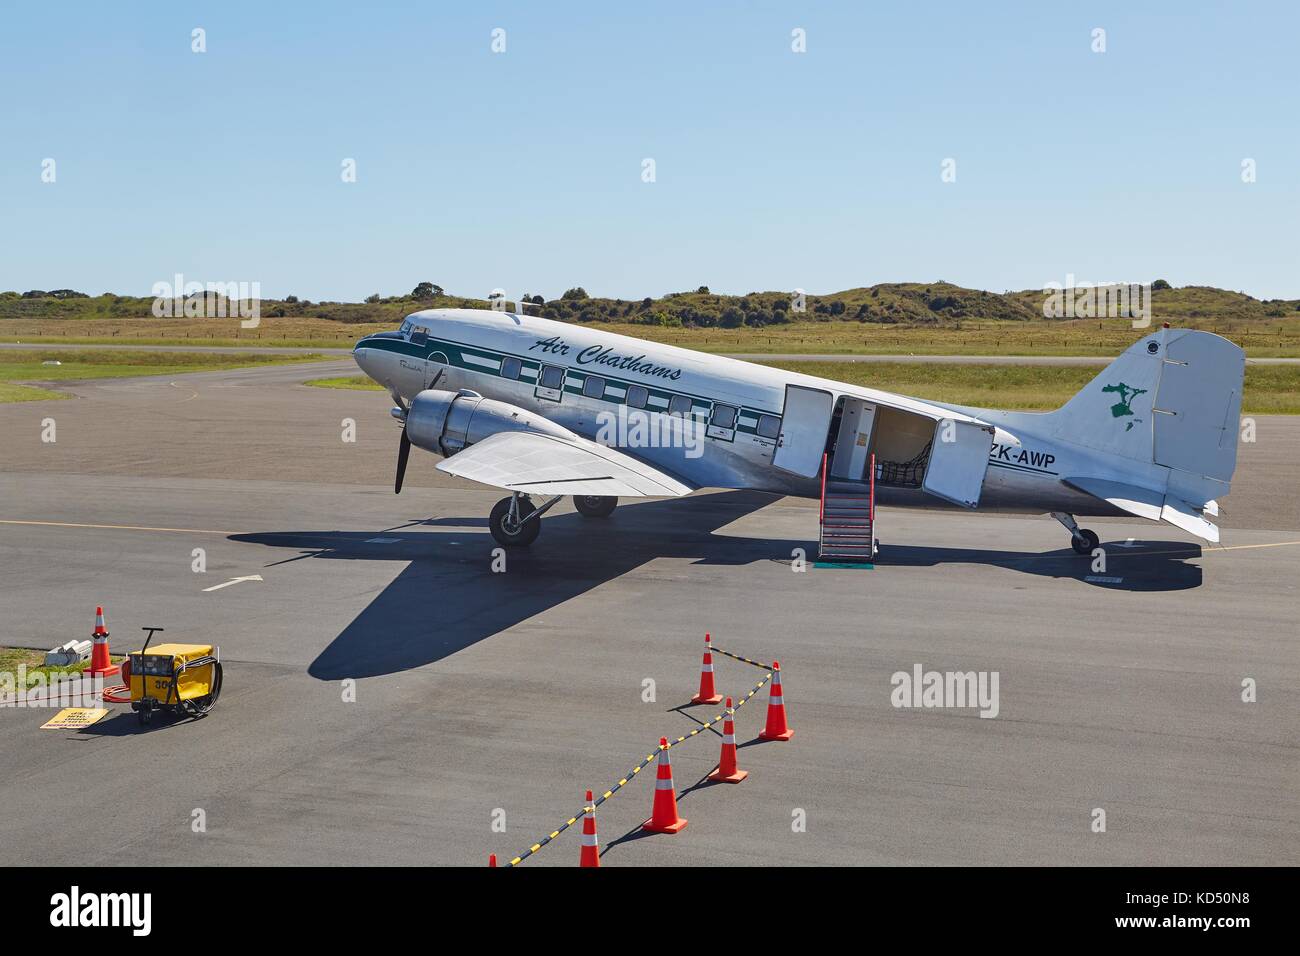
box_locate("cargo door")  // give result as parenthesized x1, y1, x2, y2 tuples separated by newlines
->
(921, 420, 994, 508)
(772, 385, 834, 478)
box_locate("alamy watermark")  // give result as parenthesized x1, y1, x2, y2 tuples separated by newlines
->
(151, 274, 261, 328)
(1, 669, 103, 708)
(1042, 274, 1151, 329)
(890, 664, 999, 718)
(594, 406, 704, 458)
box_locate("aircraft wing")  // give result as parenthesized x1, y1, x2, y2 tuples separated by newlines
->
(435, 431, 695, 498)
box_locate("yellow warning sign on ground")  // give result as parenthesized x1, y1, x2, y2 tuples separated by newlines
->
(40, 708, 108, 730)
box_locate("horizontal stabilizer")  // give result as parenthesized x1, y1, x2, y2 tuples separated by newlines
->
(436, 431, 695, 498)
(1065, 476, 1220, 543)
(1063, 477, 1164, 522)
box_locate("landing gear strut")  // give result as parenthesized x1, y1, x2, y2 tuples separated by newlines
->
(489, 492, 562, 548)
(573, 495, 617, 518)
(1051, 512, 1099, 555)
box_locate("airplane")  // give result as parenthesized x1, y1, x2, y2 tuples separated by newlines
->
(351, 308, 1243, 560)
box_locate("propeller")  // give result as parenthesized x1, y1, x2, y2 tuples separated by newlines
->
(391, 371, 442, 496)
(395, 429, 411, 494)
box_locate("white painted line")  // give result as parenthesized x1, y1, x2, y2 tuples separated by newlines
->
(203, 574, 264, 592)
(0, 519, 244, 535)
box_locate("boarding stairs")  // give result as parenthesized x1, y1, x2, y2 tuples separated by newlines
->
(818, 453, 876, 564)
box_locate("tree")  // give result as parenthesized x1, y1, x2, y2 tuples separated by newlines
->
(561, 287, 589, 301)
(284, 295, 299, 303)
(411, 282, 443, 300)
(364, 293, 380, 304)
(1151, 279, 1172, 291)
(696, 286, 710, 294)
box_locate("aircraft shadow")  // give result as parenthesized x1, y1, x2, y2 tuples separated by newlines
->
(231, 496, 1202, 682)
(229, 491, 782, 680)
(875, 539, 1203, 591)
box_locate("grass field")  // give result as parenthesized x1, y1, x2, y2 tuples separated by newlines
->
(0, 350, 327, 402)
(304, 375, 381, 390)
(4, 306, 1300, 358)
(0, 646, 125, 689)
(764, 362, 1300, 413)
(308, 364, 1300, 414)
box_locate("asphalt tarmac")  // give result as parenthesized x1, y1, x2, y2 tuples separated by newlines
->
(0, 363, 1295, 866)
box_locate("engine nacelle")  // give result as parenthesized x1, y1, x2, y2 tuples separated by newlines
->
(403, 388, 577, 457)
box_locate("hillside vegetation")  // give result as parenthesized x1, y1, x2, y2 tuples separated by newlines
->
(4, 282, 1298, 356)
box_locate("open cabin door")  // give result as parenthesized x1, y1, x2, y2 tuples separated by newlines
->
(773, 385, 834, 478)
(921, 419, 995, 508)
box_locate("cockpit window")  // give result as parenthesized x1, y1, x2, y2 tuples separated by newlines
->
(410, 327, 429, 346)
(399, 319, 413, 335)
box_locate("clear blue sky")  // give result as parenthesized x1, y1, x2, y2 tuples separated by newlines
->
(2, 1, 1296, 301)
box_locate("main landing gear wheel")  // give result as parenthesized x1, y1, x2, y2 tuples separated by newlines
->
(1051, 511, 1099, 556)
(1071, 528, 1100, 555)
(573, 495, 617, 518)
(490, 495, 541, 548)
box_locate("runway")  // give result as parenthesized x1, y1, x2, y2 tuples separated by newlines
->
(0, 363, 1296, 866)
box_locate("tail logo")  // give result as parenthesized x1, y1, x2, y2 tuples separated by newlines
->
(1101, 382, 1147, 431)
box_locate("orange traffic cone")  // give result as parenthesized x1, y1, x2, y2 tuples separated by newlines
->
(579, 790, 600, 867)
(708, 697, 748, 783)
(87, 606, 119, 678)
(758, 660, 793, 741)
(691, 633, 723, 705)
(641, 737, 687, 834)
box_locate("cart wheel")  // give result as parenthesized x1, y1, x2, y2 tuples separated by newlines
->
(138, 709, 151, 726)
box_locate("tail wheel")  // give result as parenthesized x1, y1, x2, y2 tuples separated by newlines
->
(573, 495, 617, 518)
(490, 496, 540, 547)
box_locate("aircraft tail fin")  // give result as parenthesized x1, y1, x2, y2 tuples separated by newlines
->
(1049, 328, 1244, 495)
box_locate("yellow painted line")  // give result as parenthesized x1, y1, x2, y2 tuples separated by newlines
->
(1208, 539, 1300, 552)
(1105, 539, 1300, 559)
(0, 518, 244, 535)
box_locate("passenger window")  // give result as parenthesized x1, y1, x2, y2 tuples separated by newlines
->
(540, 366, 566, 390)
(626, 384, 649, 409)
(757, 414, 781, 439)
(582, 376, 606, 399)
(710, 404, 738, 429)
(500, 357, 522, 380)
(668, 395, 693, 417)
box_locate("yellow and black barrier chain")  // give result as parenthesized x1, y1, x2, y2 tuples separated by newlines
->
(504, 650, 774, 867)
(709, 645, 772, 671)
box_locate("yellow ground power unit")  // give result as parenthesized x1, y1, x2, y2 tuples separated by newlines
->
(123, 627, 223, 725)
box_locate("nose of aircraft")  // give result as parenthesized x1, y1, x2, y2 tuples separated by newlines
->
(352, 335, 381, 380)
